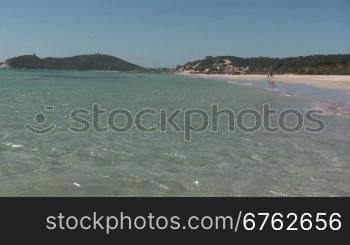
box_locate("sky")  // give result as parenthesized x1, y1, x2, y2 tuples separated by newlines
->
(0, 0, 349, 67)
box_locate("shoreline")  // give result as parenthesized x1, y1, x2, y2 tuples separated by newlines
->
(178, 73, 350, 95)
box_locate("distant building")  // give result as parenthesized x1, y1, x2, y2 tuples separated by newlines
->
(226, 65, 235, 74)
(226, 65, 249, 75)
(0, 63, 10, 69)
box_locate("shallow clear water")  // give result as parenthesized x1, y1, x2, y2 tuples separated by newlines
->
(0, 70, 349, 196)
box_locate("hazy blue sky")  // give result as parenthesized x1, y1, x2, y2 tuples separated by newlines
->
(0, 0, 349, 67)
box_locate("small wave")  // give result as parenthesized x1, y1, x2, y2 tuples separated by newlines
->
(251, 154, 263, 162)
(265, 87, 298, 97)
(193, 180, 200, 187)
(159, 184, 169, 190)
(309, 103, 350, 116)
(225, 80, 253, 86)
(2, 142, 24, 149)
(92, 70, 119, 73)
(281, 92, 297, 97)
(265, 88, 279, 92)
(270, 190, 288, 197)
(163, 152, 187, 160)
(73, 182, 81, 187)
(310, 177, 328, 183)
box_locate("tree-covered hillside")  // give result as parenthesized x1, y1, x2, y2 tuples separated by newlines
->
(5, 53, 143, 71)
(177, 54, 350, 75)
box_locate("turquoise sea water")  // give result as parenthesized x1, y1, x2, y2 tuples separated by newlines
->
(0, 70, 349, 196)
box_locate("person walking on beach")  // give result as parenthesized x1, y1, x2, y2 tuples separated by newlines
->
(267, 66, 273, 79)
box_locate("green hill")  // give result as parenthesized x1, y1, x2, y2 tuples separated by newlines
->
(177, 54, 350, 75)
(5, 53, 143, 71)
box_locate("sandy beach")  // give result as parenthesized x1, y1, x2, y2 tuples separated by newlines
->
(179, 73, 350, 94)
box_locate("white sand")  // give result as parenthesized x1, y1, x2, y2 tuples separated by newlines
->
(178, 73, 350, 94)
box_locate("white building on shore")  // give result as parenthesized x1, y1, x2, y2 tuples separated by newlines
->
(0, 62, 10, 69)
